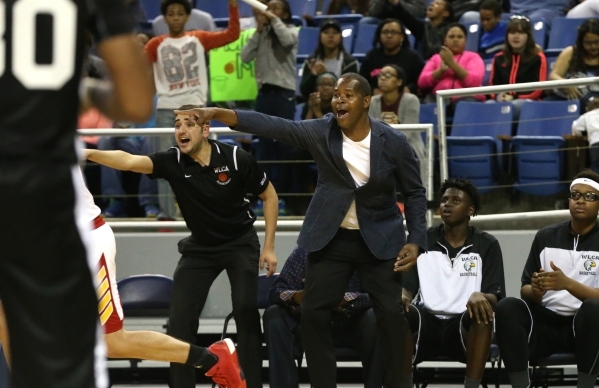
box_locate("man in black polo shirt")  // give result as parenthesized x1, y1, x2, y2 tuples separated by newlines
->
(85, 105, 278, 388)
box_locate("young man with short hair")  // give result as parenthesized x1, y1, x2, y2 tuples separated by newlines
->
(402, 178, 506, 388)
(496, 170, 599, 388)
(479, 0, 507, 59)
(145, 0, 240, 219)
(85, 105, 278, 388)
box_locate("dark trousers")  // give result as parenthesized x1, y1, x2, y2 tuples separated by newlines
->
(300, 228, 408, 388)
(167, 229, 263, 388)
(495, 297, 599, 375)
(254, 85, 296, 197)
(0, 162, 99, 388)
(263, 305, 384, 388)
(406, 306, 472, 364)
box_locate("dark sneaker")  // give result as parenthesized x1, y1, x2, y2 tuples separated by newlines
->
(205, 338, 246, 388)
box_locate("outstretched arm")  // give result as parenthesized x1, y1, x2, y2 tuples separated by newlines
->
(258, 182, 278, 277)
(84, 149, 154, 175)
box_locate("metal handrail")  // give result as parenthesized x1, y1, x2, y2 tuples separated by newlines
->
(435, 76, 599, 180)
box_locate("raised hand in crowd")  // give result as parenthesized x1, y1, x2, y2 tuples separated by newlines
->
(309, 58, 328, 76)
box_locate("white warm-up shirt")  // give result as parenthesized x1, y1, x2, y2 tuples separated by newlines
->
(341, 130, 371, 229)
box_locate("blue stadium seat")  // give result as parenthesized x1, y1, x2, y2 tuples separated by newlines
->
(545, 18, 586, 56)
(446, 102, 513, 193)
(321, 0, 333, 13)
(547, 55, 557, 73)
(117, 274, 173, 317)
(483, 58, 494, 86)
(511, 100, 581, 196)
(464, 22, 480, 53)
(297, 27, 320, 62)
(295, 103, 305, 121)
(140, 0, 162, 21)
(419, 103, 441, 137)
(313, 14, 364, 29)
(352, 23, 377, 59)
(237, 0, 254, 18)
(289, 0, 318, 18)
(342, 25, 354, 53)
(531, 18, 547, 49)
(195, 0, 228, 19)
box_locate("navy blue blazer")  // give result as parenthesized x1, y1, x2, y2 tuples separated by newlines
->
(234, 110, 427, 260)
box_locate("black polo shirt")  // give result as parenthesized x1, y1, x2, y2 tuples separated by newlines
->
(149, 140, 269, 246)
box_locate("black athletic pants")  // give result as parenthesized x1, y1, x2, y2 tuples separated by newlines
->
(496, 297, 599, 375)
(0, 162, 99, 388)
(300, 228, 408, 388)
(168, 228, 263, 388)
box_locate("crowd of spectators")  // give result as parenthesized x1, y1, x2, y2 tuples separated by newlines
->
(83, 0, 599, 217)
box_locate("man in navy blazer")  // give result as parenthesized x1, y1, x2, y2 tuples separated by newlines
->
(176, 73, 427, 388)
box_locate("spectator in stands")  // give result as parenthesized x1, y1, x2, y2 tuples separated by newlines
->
(387, 0, 454, 59)
(568, 0, 599, 18)
(549, 18, 599, 111)
(418, 23, 485, 117)
(145, 0, 240, 220)
(478, 0, 508, 59)
(572, 97, 599, 174)
(359, 18, 425, 94)
(299, 19, 359, 101)
(495, 170, 599, 388)
(402, 178, 506, 388)
(263, 245, 383, 388)
(368, 64, 426, 179)
(365, 0, 427, 23)
(241, 0, 298, 214)
(152, 1, 216, 36)
(98, 125, 160, 218)
(510, 0, 572, 28)
(489, 16, 547, 120)
(302, 72, 337, 119)
(325, 0, 370, 15)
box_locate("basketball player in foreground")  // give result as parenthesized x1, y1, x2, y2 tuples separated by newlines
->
(0, 0, 155, 387)
(0, 168, 246, 388)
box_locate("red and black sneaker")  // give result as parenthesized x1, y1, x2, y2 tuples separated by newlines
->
(205, 338, 246, 388)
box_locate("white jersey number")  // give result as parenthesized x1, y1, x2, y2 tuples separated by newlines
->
(0, 0, 77, 90)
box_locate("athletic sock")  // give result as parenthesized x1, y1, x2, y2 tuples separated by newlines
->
(577, 372, 598, 388)
(185, 344, 217, 370)
(507, 370, 530, 388)
(464, 376, 481, 388)
(398, 374, 413, 388)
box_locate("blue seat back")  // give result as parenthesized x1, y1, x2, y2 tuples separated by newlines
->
(141, 0, 162, 20)
(297, 27, 320, 61)
(257, 273, 280, 309)
(195, 0, 229, 19)
(531, 18, 547, 49)
(117, 275, 173, 316)
(352, 23, 377, 58)
(452, 101, 513, 138)
(342, 25, 354, 53)
(516, 100, 581, 137)
(464, 22, 480, 53)
(547, 18, 586, 50)
(295, 103, 305, 121)
(512, 136, 566, 195)
(290, 0, 318, 17)
(419, 103, 440, 136)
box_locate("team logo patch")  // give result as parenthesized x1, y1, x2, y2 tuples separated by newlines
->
(216, 170, 231, 185)
(464, 261, 475, 272)
(584, 260, 597, 271)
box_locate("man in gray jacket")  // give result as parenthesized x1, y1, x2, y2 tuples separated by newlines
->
(175, 72, 427, 388)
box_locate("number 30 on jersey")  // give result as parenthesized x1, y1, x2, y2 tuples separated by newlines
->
(0, 0, 76, 90)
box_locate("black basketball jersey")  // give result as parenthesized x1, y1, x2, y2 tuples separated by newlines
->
(0, 0, 134, 163)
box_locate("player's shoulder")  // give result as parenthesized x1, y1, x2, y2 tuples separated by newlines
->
(146, 35, 169, 51)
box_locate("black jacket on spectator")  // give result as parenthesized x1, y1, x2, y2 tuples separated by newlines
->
(489, 52, 547, 100)
(299, 52, 359, 99)
(389, 1, 450, 60)
(359, 47, 425, 93)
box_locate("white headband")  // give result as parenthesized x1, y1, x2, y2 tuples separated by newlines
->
(570, 178, 599, 193)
